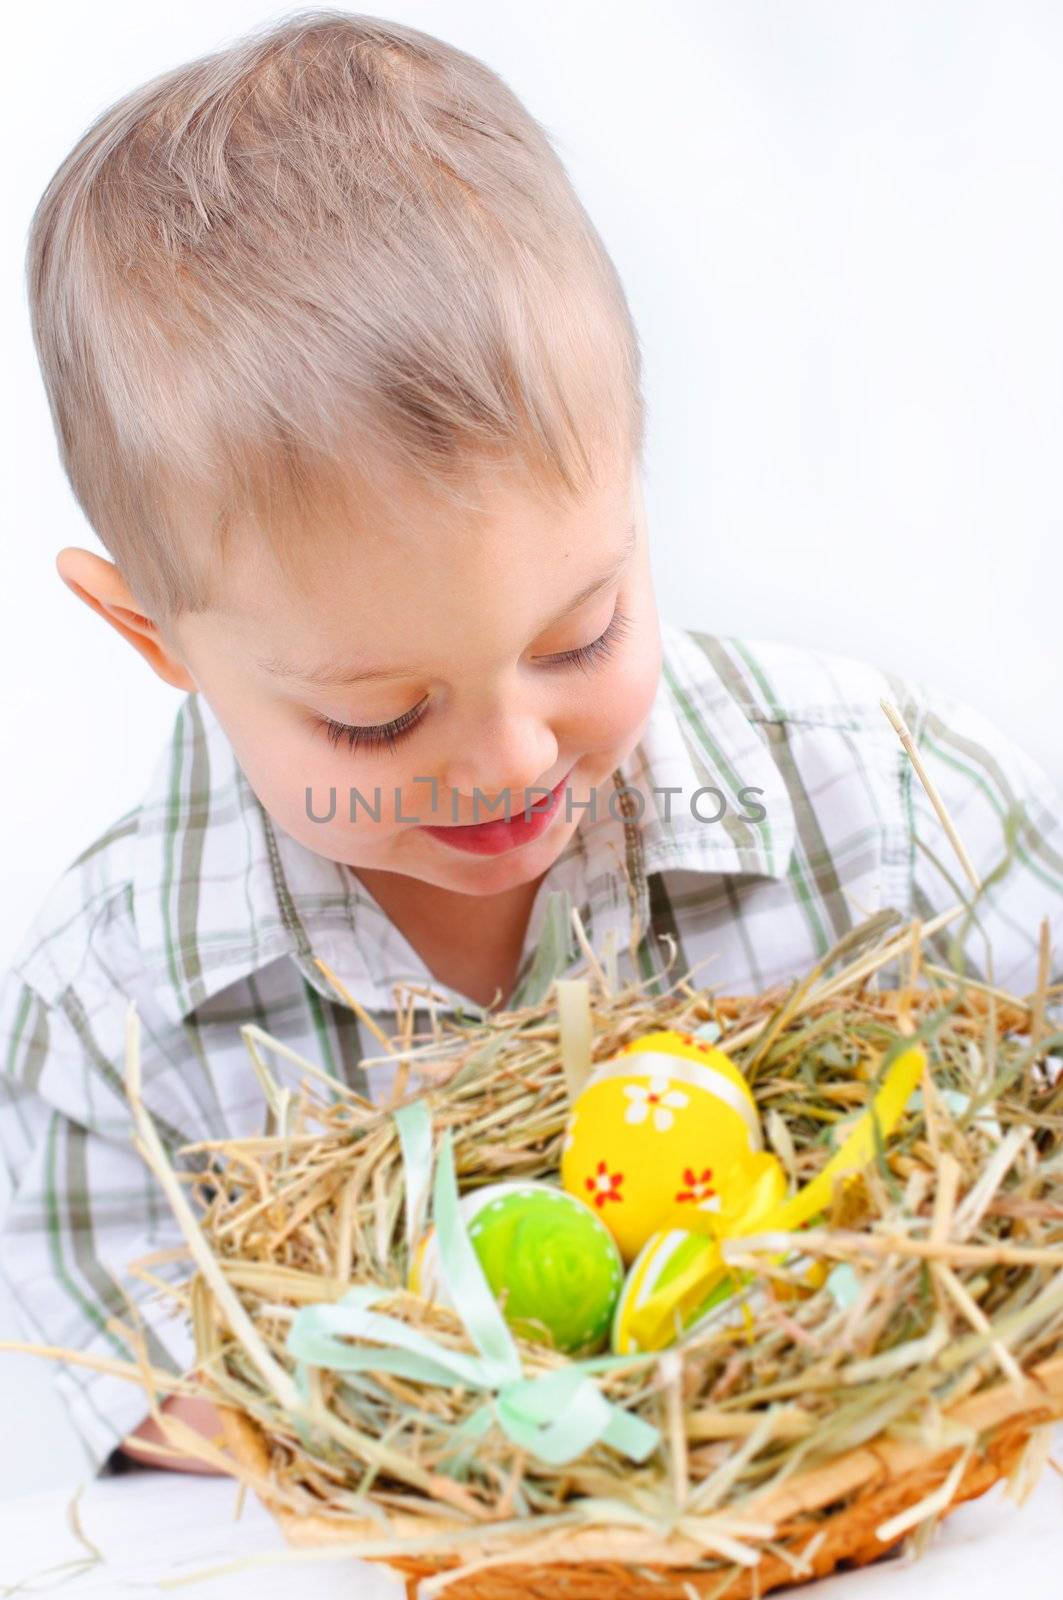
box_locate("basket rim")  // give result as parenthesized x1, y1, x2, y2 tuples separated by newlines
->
(215, 1348, 1063, 1559)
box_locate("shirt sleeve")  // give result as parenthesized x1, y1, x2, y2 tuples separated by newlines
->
(0, 966, 199, 1478)
(898, 685, 1063, 1035)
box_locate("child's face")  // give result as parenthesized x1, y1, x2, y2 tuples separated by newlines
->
(169, 456, 662, 899)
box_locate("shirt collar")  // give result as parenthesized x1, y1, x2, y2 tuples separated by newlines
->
(133, 620, 795, 1026)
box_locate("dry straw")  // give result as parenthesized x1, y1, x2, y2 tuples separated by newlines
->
(2, 701, 1061, 1600)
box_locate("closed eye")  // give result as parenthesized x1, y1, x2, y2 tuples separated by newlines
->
(317, 697, 428, 755)
(534, 604, 632, 671)
(315, 605, 633, 755)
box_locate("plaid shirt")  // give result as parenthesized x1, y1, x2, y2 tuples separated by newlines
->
(1, 619, 1060, 1477)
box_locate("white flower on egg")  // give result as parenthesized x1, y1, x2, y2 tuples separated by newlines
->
(622, 1076, 689, 1133)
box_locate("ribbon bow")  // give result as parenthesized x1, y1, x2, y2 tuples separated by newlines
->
(286, 1101, 660, 1468)
(615, 1044, 929, 1352)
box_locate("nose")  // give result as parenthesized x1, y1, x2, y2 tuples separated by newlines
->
(440, 706, 561, 813)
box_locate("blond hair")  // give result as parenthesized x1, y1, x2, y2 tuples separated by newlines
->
(27, 9, 646, 621)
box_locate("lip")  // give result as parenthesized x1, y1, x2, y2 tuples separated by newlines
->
(420, 766, 575, 857)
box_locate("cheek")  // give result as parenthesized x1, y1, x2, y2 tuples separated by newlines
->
(218, 711, 394, 850)
(572, 633, 662, 755)
(196, 687, 414, 857)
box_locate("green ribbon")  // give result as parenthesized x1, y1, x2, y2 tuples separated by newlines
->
(285, 1099, 660, 1469)
(394, 1091, 433, 1259)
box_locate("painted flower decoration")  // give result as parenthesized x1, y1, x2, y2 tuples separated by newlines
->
(585, 1160, 624, 1207)
(622, 1076, 688, 1132)
(675, 1166, 719, 1208)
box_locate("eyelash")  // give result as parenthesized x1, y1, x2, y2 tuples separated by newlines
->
(317, 605, 633, 755)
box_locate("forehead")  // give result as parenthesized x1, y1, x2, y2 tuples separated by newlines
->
(265, 520, 639, 689)
(203, 453, 639, 631)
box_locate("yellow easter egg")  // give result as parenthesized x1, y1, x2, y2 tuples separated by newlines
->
(560, 1028, 764, 1262)
(612, 1228, 732, 1353)
(613, 1220, 825, 1355)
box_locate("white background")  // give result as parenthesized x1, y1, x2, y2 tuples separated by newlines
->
(2, 0, 1061, 1491)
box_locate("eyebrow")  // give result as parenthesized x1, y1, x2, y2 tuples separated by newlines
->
(256, 520, 639, 688)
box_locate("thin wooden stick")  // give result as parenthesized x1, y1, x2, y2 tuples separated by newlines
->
(1027, 915, 1054, 1092)
(660, 1349, 690, 1508)
(933, 1260, 1026, 1390)
(124, 1003, 304, 1416)
(314, 956, 399, 1053)
(929, 1150, 961, 1321)
(880, 700, 982, 893)
(556, 978, 593, 1101)
(569, 906, 609, 995)
(723, 1228, 1063, 1271)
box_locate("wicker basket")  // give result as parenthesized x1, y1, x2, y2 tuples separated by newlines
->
(217, 1353, 1063, 1598)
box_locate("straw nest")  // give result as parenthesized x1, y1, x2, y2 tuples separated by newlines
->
(113, 885, 1063, 1600)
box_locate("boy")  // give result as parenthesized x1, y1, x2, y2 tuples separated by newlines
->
(1, 11, 1060, 1482)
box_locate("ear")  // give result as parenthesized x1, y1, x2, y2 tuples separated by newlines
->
(55, 548, 198, 693)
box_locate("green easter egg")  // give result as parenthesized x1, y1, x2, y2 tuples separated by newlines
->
(417, 1181, 623, 1354)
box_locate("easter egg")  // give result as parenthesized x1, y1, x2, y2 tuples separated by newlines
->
(612, 1220, 827, 1355)
(709, 1148, 790, 1237)
(409, 1180, 623, 1355)
(613, 1228, 733, 1353)
(560, 1028, 765, 1262)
